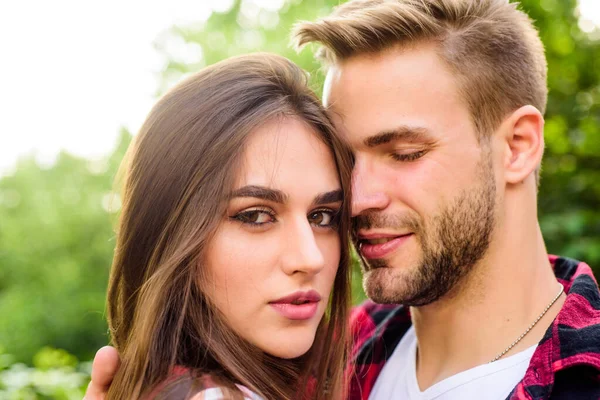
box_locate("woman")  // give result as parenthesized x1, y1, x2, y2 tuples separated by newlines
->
(104, 53, 353, 399)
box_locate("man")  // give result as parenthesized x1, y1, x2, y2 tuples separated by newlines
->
(85, 0, 600, 398)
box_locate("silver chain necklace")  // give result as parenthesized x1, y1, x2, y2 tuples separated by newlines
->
(489, 284, 564, 363)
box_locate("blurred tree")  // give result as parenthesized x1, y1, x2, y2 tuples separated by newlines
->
(0, 130, 131, 362)
(523, 0, 600, 266)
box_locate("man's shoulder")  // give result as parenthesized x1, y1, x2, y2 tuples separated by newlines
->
(552, 256, 600, 344)
(552, 255, 598, 286)
(507, 256, 600, 399)
(350, 300, 408, 332)
(350, 300, 412, 361)
(552, 256, 600, 369)
(347, 301, 412, 400)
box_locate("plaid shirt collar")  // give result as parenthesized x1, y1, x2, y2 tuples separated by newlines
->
(348, 256, 600, 400)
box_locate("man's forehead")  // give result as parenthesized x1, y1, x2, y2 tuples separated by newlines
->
(322, 64, 376, 146)
(321, 47, 473, 142)
(322, 66, 339, 108)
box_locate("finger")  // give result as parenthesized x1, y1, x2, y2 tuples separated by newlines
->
(84, 346, 120, 399)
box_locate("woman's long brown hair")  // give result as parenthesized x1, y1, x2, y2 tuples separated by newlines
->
(106, 53, 353, 400)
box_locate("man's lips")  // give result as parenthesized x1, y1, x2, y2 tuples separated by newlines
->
(357, 232, 414, 260)
(269, 290, 321, 320)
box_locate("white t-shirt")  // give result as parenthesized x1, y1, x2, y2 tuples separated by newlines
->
(369, 327, 537, 400)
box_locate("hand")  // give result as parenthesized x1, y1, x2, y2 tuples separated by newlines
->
(83, 346, 120, 400)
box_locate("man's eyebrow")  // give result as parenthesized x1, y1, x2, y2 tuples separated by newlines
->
(364, 126, 432, 148)
(229, 185, 288, 203)
(312, 189, 343, 207)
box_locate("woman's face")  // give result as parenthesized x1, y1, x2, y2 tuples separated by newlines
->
(204, 117, 342, 359)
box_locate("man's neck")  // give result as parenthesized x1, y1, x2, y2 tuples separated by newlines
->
(411, 221, 565, 390)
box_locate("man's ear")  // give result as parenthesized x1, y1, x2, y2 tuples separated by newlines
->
(500, 105, 545, 184)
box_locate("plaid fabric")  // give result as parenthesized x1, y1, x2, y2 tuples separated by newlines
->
(348, 256, 600, 400)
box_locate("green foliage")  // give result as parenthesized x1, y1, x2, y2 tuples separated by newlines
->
(0, 0, 598, 388)
(158, 0, 335, 96)
(0, 347, 89, 399)
(32, 348, 78, 370)
(521, 0, 600, 266)
(0, 130, 131, 363)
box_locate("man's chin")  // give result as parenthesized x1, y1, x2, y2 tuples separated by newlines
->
(363, 267, 411, 304)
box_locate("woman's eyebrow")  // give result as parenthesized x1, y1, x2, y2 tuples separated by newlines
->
(230, 185, 288, 203)
(230, 186, 342, 206)
(311, 189, 343, 206)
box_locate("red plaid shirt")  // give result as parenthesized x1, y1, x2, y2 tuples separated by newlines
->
(348, 256, 600, 399)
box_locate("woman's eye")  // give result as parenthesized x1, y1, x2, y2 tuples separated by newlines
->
(308, 210, 338, 228)
(232, 209, 275, 226)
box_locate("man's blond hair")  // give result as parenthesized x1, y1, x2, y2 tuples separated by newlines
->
(293, 0, 548, 140)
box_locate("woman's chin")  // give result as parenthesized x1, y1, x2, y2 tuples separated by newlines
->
(258, 329, 316, 359)
(267, 345, 312, 359)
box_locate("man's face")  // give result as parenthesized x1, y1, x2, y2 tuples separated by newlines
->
(324, 43, 498, 306)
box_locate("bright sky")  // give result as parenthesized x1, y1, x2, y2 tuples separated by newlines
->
(0, 0, 230, 175)
(1, 0, 599, 177)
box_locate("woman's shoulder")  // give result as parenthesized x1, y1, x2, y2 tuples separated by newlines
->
(154, 369, 217, 398)
(187, 387, 261, 400)
(187, 387, 229, 400)
(151, 368, 263, 400)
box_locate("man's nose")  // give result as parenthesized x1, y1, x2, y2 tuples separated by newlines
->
(351, 157, 391, 217)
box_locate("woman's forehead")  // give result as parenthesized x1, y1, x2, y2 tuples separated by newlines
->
(234, 117, 340, 197)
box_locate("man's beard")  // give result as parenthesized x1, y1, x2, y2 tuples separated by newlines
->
(353, 157, 497, 306)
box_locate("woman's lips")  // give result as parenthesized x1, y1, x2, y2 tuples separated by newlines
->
(269, 302, 319, 320)
(269, 290, 321, 320)
(359, 234, 414, 260)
